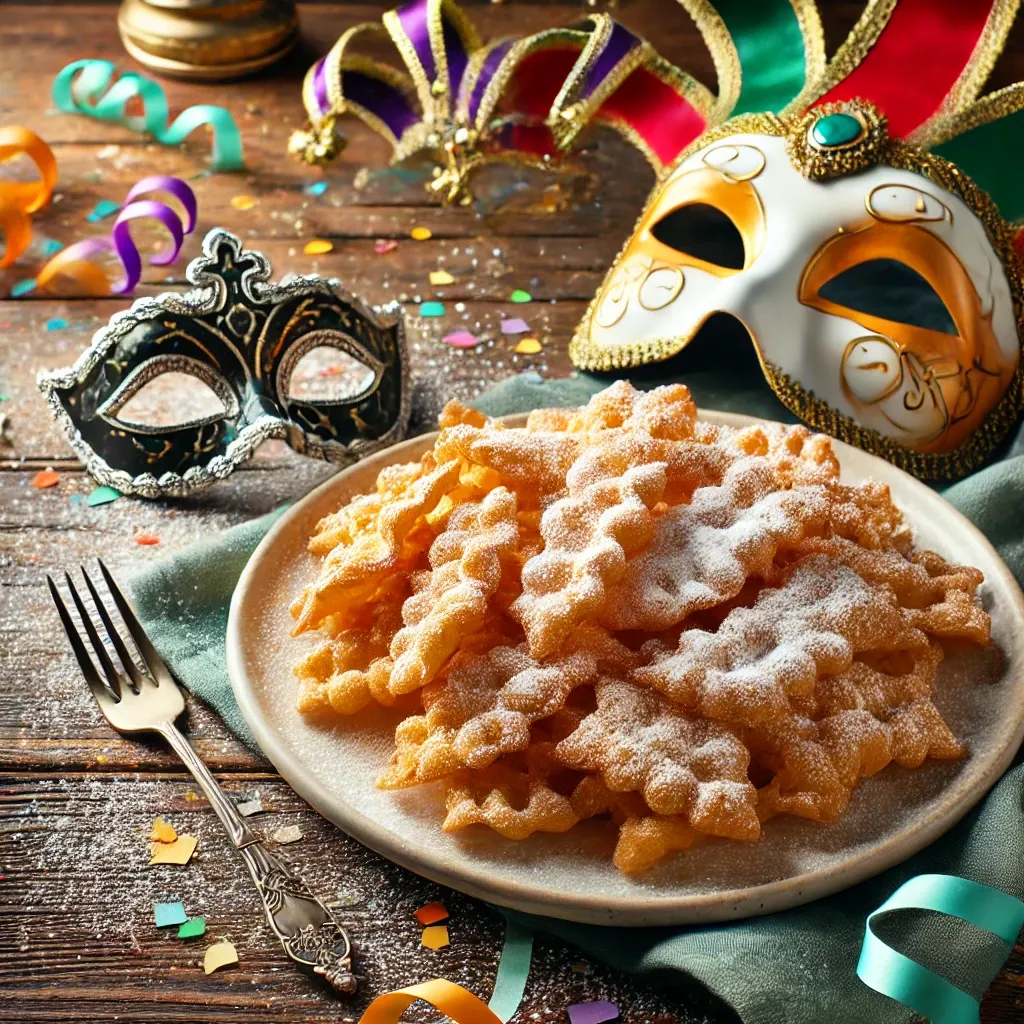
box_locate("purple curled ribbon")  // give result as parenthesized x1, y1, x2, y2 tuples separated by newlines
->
(48, 175, 197, 294)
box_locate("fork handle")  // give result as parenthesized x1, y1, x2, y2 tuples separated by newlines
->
(156, 721, 357, 994)
(159, 721, 258, 848)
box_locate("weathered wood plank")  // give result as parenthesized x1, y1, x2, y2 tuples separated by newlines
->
(0, 772, 698, 1023)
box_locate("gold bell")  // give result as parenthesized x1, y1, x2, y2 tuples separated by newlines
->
(118, 0, 299, 81)
(288, 117, 345, 167)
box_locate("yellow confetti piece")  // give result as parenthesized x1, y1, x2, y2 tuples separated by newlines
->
(421, 925, 450, 950)
(514, 338, 542, 355)
(150, 816, 177, 843)
(204, 940, 238, 974)
(304, 238, 334, 255)
(149, 833, 198, 865)
(429, 270, 455, 286)
(411, 226, 432, 241)
(230, 194, 256, 210)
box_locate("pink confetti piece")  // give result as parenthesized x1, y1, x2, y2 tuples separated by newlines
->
(442, 330, 480, 349)
(567, 1002, 619, 1024)
(374, 239, 398, 255)
(500, 317, 530, 335)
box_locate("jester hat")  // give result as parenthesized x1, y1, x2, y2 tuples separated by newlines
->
(294, 0, 1024, 481)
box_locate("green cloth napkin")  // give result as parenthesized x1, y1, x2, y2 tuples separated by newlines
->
(131, 366, 1024, 1024)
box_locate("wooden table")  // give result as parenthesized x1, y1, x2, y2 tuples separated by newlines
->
(3, 3, 1024, 1022)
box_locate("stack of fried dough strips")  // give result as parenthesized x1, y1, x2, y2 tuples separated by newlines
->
(291, 382, 991, 874)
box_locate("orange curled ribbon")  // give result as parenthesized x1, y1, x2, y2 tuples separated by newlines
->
(359, 979, 502, 1024)
(0, 126, 57, 268)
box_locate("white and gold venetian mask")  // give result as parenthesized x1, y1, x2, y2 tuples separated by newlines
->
(573, 104, 1021, 475)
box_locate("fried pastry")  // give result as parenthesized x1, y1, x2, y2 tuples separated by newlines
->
(291, 381, 993, 875)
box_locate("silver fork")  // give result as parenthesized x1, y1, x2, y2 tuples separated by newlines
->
(48, 560, 357, 994)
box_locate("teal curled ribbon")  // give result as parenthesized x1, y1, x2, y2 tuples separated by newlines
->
(488, 920, 533, 1023)
(858, 874, 1024, 1023)
(51, 60, 244, 172)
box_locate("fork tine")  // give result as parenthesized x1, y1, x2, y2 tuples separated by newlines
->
(47, 575, 113, 704)
(64, 570, 122, 695)
(97, 558, 170, 685)
(81, 565, 145, 691)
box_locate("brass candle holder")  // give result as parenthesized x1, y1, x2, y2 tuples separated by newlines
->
(118, 0, 299, 81)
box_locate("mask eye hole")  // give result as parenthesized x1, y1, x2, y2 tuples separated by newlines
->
(287, 345, 378, 403)
(650, 203, 746, 270)
(816, 258, 957, 335)
(100, 356, 237, 433)
(276, 329, 383, 408)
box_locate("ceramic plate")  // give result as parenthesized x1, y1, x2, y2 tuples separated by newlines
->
(227, 411, 1024, 926)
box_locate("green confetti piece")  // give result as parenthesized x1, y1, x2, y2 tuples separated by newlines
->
(177, 917, 206, 939)
(154, 901, 187, 928)
(11, 279, 37, 297)
(420, 301, 445, 317)
(86, 199, 121, 222)
(87, 485, 121, 507)
(509, 289, 532, 303)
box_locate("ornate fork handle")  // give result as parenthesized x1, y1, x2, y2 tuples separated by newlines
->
(159, 721, 356, 993)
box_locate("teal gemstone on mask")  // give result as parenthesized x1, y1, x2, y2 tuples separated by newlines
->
(811, 113, 863, 147)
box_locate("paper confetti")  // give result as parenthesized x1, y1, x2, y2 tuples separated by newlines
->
(135, 532, 160, 546)
(410, 226, 432, 241)
(305, 181, 328, 196)
(236, 796, 266, 817)
(87, 485, 121, 507)
(45, 317, 67, 331)
(11, 278, 37, 297)
(150, 815, 177, 843)
(514, 338, 542, 355)
(429, 270, 455, 286)
(304, 238, 334, 255)
(178, 917, 206, 939)
(415, 901, 449, 926)
(420, 301, 445, 317)
(421, 925, 450, 950)
(230, 194, 256, 210)
(272, 825, 303, 845)
(567, 1001, 620, 1024)
(149, 833, 198, 865)
(375, 239, 398, 254)
(154, 901, 187, 928)
(510, 289, 532, 303)
(500, 318, 530, 335)
(86, 199, 121, 223)
(204, 940, 238, 974)
(42, 239, 64, 256)
(442, 330, 480, 349)
(32, 469, 60, 489)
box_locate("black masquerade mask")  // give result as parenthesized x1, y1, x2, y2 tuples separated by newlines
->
(38, 229, 410, 497)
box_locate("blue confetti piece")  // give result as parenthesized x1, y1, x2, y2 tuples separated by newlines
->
(11, 279, 37, 297)
(420, 301, 445, 318)
(153, 901, 188, 928)
(86, 199, 121, 223)
(42, 239, 64, 256)
(45, 317, 68, 331)
(305, 181, 328, 196)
